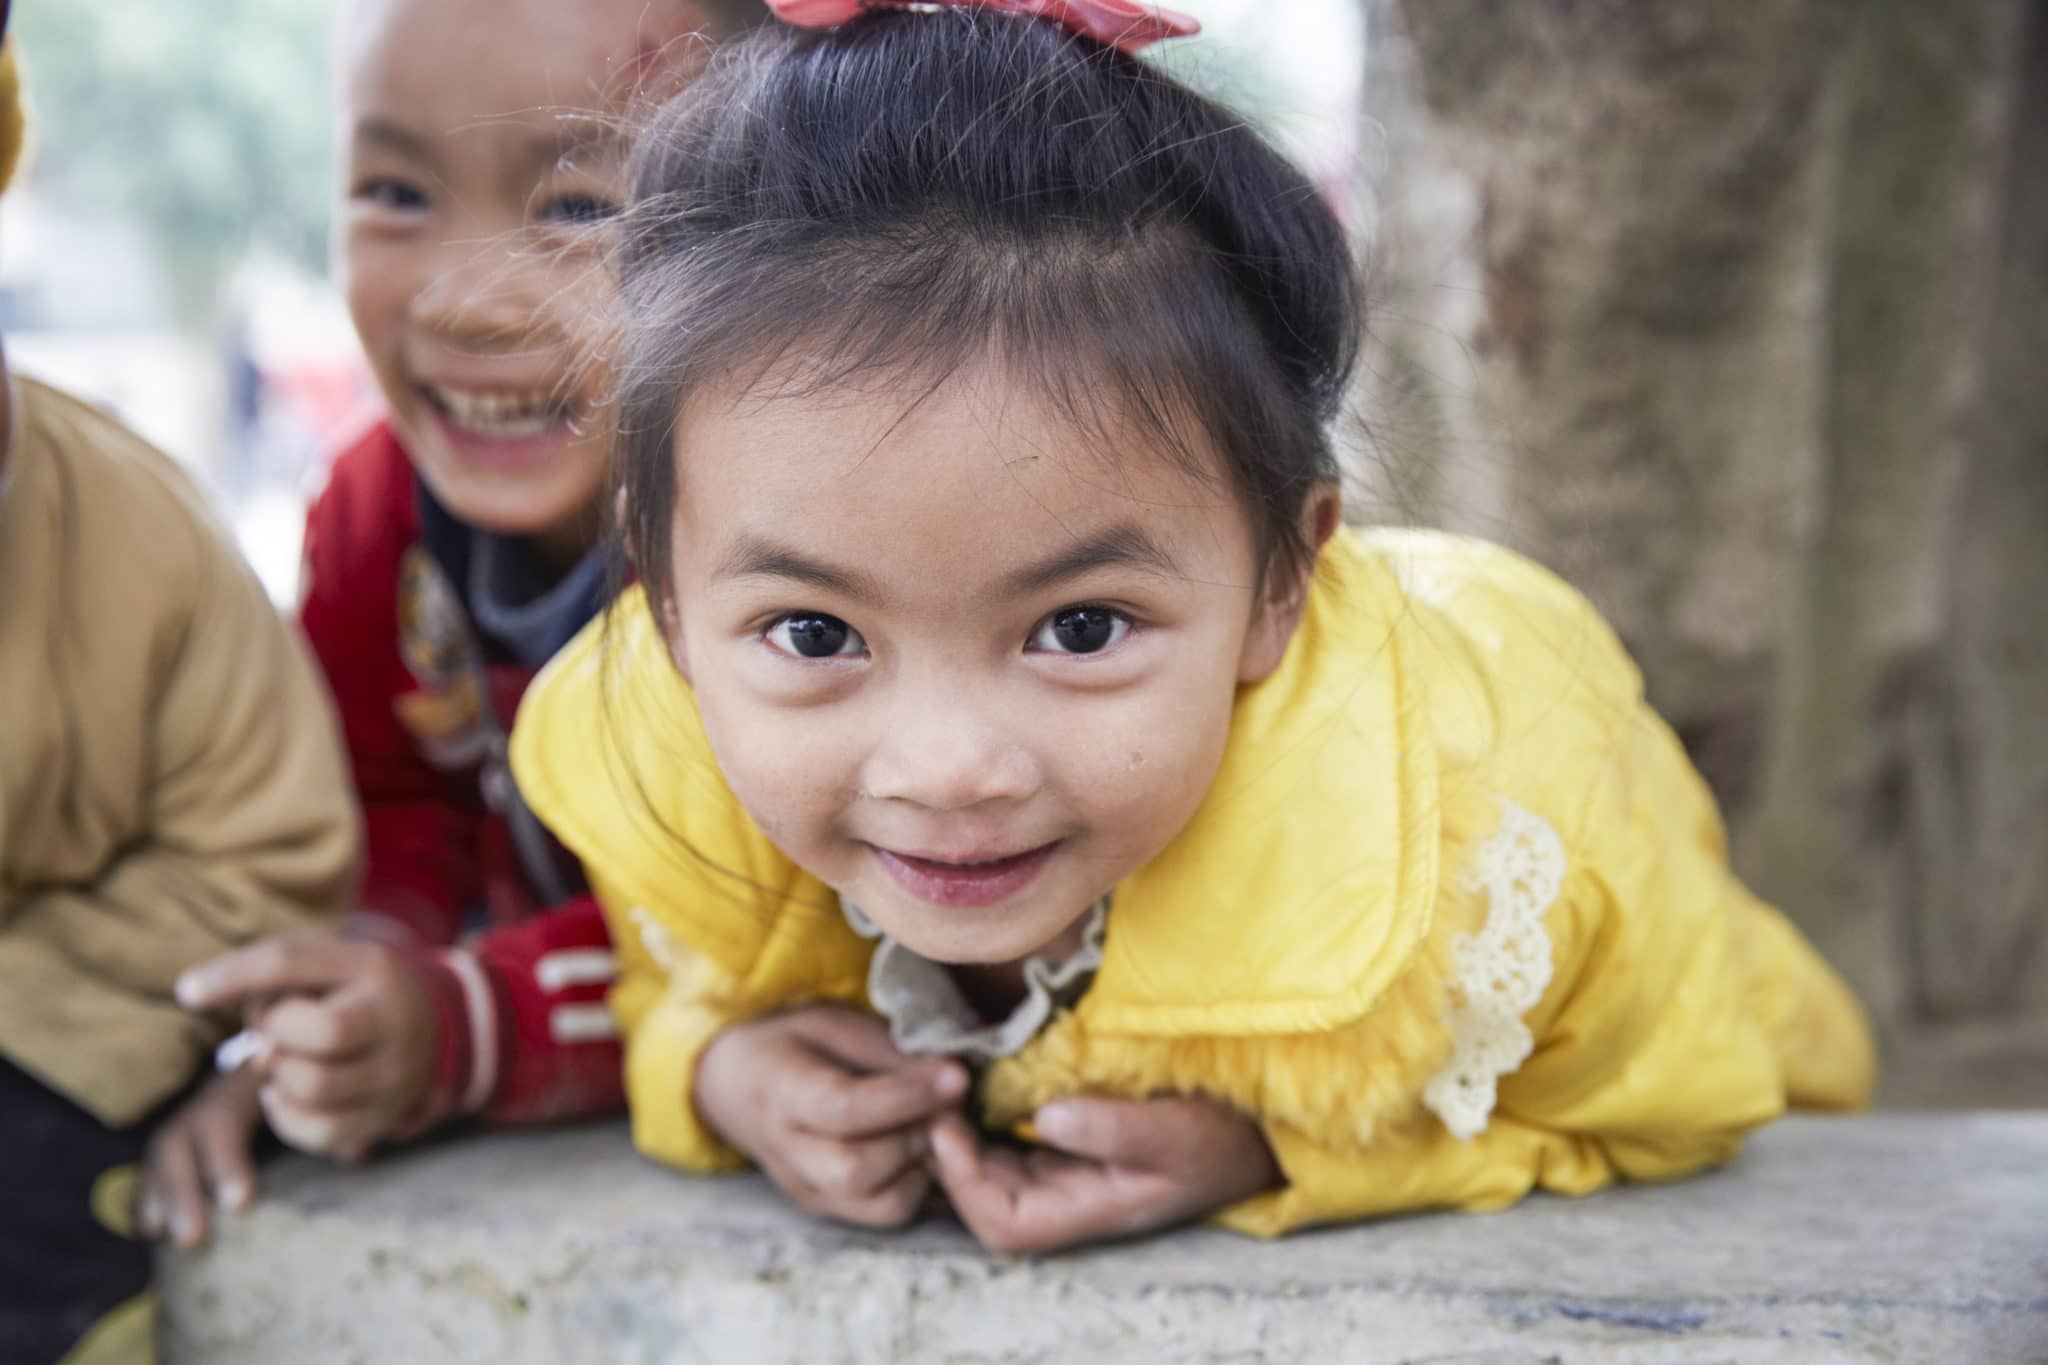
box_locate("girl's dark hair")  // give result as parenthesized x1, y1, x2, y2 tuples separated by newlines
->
(614, 7, 1361, 605)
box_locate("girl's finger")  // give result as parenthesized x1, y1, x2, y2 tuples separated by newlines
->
(175, 935, 369, 1013)
(841, 1162, 933, 1230)
(134, 1181, 166, 1240)
(927, 1113, 1023, 1223)
(260, 993, 382, 1061)
(930, 1113, 1157, 1255)
(150, 1131, 211, 1250)
(788, 1126, 930, 1199)
(794, 1056, 967, 1139)
(260, 1087, 381, 1158)
(930, 1126, 1035, 1253)
(788, 1007, 917, 1075)
(194, 1105, 261, 1214)
(265, 1053, 387, 1110)
(1032, 1096, 1185, 1169)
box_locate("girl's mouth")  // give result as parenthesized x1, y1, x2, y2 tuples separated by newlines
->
(422, 382, 580, 465)
(869, 842, 1062, 909)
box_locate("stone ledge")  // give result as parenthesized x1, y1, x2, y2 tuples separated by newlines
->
(160, 1114, 2048, 1364)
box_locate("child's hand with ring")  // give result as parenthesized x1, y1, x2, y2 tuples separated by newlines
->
(693, 1005, 968, 1229)
(928, 1094, 1281, 1255)
(175, 933, 439, 1161)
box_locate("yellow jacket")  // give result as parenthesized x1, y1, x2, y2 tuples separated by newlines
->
(512, 528, 1872, 1236)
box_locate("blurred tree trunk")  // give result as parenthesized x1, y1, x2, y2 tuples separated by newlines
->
(1361, 0, 2048, 1095)
(1362, 1, 1855, 796)
(1902, 5, 2048, 1025)
(1746, 0, 2029, 1028)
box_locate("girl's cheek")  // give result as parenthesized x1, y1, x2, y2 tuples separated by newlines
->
(701, 695, 856, 827)
(1077, 688, 1234, 839)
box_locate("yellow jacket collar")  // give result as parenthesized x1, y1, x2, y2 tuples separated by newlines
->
(1084, 530, 1440, 1035)
(513, 528, 1440, 1038)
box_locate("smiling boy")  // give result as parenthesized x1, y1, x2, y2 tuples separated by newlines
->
(150, 0, 769, 1238)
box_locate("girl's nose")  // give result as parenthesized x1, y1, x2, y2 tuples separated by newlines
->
(858, 699, 1043, 812)
(410, 233, 547, 349)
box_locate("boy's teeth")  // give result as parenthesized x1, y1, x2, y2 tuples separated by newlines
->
(431, 385, 564, 439)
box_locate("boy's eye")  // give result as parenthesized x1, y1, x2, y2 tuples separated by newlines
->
(1029, 606, 1131, 656)
(765, 613, 865, 660)
(540, 194, 618, 226)
(354, 178, 429, 212)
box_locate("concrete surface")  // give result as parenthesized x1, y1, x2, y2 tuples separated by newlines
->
(159, 1114, 2048, 1364)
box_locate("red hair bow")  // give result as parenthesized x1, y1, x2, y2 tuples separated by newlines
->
(766, 0, 1200, 55)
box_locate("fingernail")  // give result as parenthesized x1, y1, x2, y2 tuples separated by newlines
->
(174, 972, 205, 1009)
(170, 1211, 194, 1245)
(933, 1065, 966, 1099)
(217, 1180, 253, 1213)
(214, 1030, 264, 1073)
(1034, 1103, 1078, 1144)
(136, 1194, 162, 1236)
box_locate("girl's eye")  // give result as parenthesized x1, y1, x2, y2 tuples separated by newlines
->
(765, 613, 866, 660)
(540, 193, 618, 226)
(355, 178, 429, 213)
(1030, 606, 1131, 656)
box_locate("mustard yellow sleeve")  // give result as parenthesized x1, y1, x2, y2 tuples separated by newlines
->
(1218, 1114, 1619, 1238)
(594, 867, 873, 1175)
(594, 869, 753, 1173)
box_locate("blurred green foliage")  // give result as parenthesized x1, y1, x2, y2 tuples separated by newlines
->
(15, 0, 333, 309)
(5, 0, 1326, 323)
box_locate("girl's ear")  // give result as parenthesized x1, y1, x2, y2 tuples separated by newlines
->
(1237, 483, 1341, 684)
(660, 594, 693, 684)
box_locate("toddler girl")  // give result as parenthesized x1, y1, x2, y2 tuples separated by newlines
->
(512, 0, 1874, 1253)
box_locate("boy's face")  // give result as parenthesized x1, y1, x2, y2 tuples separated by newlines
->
(337, 0, 710, 555)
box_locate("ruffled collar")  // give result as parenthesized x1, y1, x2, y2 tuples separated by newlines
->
(843, 898, 1109, 1061)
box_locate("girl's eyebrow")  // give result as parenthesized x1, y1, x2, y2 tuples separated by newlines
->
(714, 524, 1180, 606)
(1002, 524, 1181, 597)
(353, 116, 431, 162)
(716, 537, 888, 605)
(522, 120, 626, 173)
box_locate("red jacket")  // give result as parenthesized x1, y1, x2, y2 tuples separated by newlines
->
(298, 420, 622, 1129)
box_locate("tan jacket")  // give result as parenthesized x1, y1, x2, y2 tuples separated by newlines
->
(0, 377, 358, 1126)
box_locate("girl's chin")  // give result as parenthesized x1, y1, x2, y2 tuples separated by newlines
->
(854, 893, 1093, 968)
(405, 434, 607, 538)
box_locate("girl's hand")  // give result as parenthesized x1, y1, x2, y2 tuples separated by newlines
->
(694, 1005, 968, 1229)
(176, 934, 438, 1160)
(928, 1095, 1281, 1255)
(138, 1064, 265, 1249)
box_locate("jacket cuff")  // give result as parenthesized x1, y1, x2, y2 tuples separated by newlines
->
(1213, 1115, 1590, 1238)
(395, 948, 501, 1138)
(625, 993, 751, 1174)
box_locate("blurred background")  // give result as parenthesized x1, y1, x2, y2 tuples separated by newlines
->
(6, 0, 2042, 1105)
(0, 0, 1362, 600)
